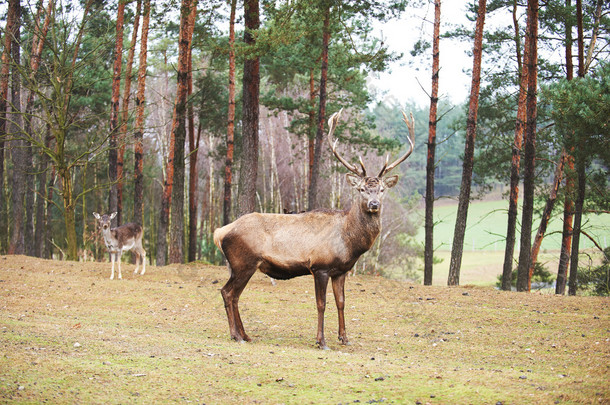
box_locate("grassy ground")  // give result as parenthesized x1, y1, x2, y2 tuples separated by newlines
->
(1, 255, 608, 404)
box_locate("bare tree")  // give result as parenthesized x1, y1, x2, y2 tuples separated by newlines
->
(447, 0, 487, 286)
(424, 0, 441, 286)
(308, 3, 331, 211)
(223, 0, 237, 226)
(109, 0, 127, 226)
(237, 0, 260, 216)
(133, 0, 151, 228)
(501, 0, 530, 291)
(516, 0, 539, 292)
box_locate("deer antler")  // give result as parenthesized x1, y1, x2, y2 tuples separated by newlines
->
(327, 109, 366, 177)
(378, 110, 415, 177)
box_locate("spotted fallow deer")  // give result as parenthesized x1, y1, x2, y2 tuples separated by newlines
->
(213, 110, 414, 349)
(93, 212, 146, 280)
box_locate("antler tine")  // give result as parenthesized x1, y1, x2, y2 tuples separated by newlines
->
(327, 108, 365, 177)
(379, 110, 415, 177)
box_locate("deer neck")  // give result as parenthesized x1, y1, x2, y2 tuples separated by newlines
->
(101, 228, 119, 246)
(344, 201, 381, 255)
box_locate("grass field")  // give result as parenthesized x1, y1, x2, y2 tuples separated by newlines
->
(412, 198, 610, 286)
(415, 198, 610, 252)
(1, 256, 608, 404)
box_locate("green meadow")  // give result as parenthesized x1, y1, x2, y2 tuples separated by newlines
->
(413, 198, 610, 286)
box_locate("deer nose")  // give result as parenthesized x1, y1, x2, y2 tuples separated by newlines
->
(368, 200, 380, 212)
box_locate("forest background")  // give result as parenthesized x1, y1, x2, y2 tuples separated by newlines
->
(0, 0, 608, 293)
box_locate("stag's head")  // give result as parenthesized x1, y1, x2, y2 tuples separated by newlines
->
(328, 109, 414, 214)
(93, 212, 117, 231)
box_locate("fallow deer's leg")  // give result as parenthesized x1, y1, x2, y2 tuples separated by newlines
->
(313, 271, 330, 350)
(332, 272, 349, 345)
(117, 251, 122, 280)
(133, 251, 140, 274)
(110, 252, 115, 280)
(140, 249, 146, 275)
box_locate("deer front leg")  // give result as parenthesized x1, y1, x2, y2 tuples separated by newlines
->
(332, 272, 349, 345)
(313, 271, 330, 350)
(117, 251, 122, 280)
(110, 252, 115, 280)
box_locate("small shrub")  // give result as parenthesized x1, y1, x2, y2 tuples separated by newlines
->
(496, 261, 555, 290)
(577, 247, 610, 296)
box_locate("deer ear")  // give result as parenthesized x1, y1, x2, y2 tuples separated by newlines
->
(383, 175, 399, 189)
(346, 173, 362, 189)
(110, 212, 117, 219)
(93, 212, 100, 219)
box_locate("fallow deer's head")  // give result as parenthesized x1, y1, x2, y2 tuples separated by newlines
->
(327, 109, 415, 214)
(93, 212, 117, 231)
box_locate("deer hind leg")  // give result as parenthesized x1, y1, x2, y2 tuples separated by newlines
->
(221, 262, 256, 342)
(133, 251, 141, 274)
(313, 271, 330, 350)
(332, 272, 349, 345)
(134, 240, 146, 275)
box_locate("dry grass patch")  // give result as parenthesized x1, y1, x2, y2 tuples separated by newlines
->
(1, 255, 608, 404)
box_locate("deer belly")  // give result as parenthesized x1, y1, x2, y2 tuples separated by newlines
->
(121, 240, 136, 252)
(260, 257, 310, 280)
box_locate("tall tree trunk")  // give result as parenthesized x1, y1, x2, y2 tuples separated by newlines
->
(133, 0, 150, 228)
(308, 68, 316, 189)
(109, 0, 126, 226)
(24, 0, 53, 257)
(35, 128, 52, 257)
(568, 159, 586, 295)
(237, 0, 260, 217)
(447, 0, 486, 286)
(501, 0, 530, 291)
(117, 0, 141, 225)
(527, 150, 567, 290)
(567, 0, 586, 295)
(44, 166, 55, 259)
(168, 0, 197, 264)
(556, 0, 574, 294)
(516, 0, 539, 292)
(424, 0, 441, 286)
(308, 4, 331, 211)
(187, 51, 200, 262)
(8, 0, 25, 255)
(0, 0, 19, 253)
(223, 0, 237, 225)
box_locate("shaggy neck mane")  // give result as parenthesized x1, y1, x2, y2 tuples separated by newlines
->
(343, 202, 381, 256)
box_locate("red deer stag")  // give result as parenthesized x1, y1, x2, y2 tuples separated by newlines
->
(213, 110, 414, 349)
(93, 212, 146, 280)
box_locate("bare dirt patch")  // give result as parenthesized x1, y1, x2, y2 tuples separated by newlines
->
(1, 255, 608, 404)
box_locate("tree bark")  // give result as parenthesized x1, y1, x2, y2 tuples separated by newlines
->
(8, 0, 25, 255)
(223, 0, 237, 226)
(556, 0, 574, 294)
(109, 0, 126, 226)
(133, 0, 150, 228)
(237, 0, 260, 217)
(187, 47, 200, 262)
(117, 0, 141, 226)
(447, 0, 486, 286)
(501, 0, 530, 291)
(0, 0, 18, 253)
(308, 4, 330, 211)
(527, 150, 567, 290)
(308, 68, 316, 189)
(424, 0, 441, 286)
(168, 0, 197, 264)
(516, 0, 539, 292)
(568, 158, 586, 295)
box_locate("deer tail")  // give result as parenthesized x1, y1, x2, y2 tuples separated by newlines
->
(213, 225, 229, 253)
